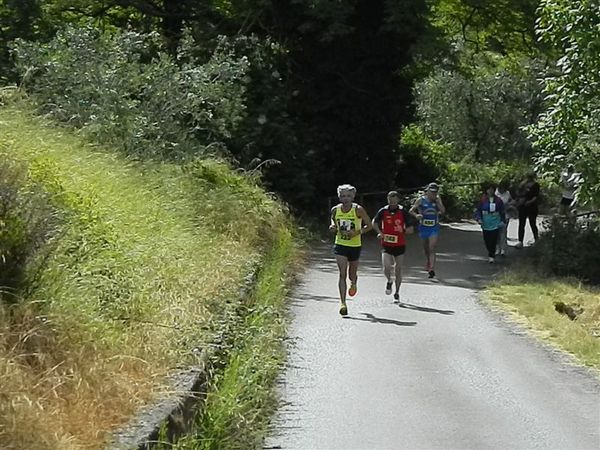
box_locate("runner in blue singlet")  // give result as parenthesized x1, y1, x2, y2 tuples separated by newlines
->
(409, 182, 446, 278)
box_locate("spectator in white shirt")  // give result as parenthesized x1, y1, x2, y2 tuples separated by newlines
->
(495, 179, 516, 256)
(559, 164, 581, 215)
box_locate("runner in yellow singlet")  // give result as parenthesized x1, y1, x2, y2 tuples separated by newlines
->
(329, 184, 372, 316)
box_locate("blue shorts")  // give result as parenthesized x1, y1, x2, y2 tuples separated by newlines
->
(333, 244, 362, 262)
(418, 225, 439, 240)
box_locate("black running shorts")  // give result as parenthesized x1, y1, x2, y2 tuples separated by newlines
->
(333, 244, 362, 262)
(382, 245, 406, 257)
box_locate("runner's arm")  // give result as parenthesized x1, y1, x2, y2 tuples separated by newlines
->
(475, 201, 483, 224)
(409, 198, 422, 220)
(525, 183, 540, 206)
(436, 195, 446, 215)
(371, 208, 384, 237)
(355, 205, 372, 236)
(329, 206, 337, 231)
(404, 210, 415, 234)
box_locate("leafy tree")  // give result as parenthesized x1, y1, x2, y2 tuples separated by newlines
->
(528, 0, 600, 203)
(0, 0, 49, 81)
(4, 0, 445, 213)
(428, 0, 540, 62)
(259, 0, 431, 208)
(38, 0, 220, 52)
(414, 59, 544, 162)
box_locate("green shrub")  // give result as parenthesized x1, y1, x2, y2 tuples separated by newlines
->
(399, 124, 531, 219)
(533, 215, 600, 284)
(397, 124, 446, 188)
(440, 159, 532, 219)
(0, 156, 58, 300)
(12, 27, 249, 161)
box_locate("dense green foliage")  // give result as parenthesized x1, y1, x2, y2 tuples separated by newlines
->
(528, 0, 600, 204)
(2, 0, 598, 214)
(414, 60, 543, 163)
(0, 156, 58, 298)
(2, 0, 435, 213)
(14, 27, 249, 160)
(429, 0, 540, 58)
(399, 124, 531, 218)
(533, 215, 600, 285)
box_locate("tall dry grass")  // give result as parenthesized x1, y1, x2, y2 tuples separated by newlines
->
(0, 98, 289, 449)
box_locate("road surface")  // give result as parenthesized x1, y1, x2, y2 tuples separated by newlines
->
(265, 221, 600, 450)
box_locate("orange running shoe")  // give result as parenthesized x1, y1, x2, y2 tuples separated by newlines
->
(348, 282, 357, 297)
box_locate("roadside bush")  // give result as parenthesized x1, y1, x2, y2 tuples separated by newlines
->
(399, 124, 531, 219)
(441, 159, 533, 219)
(12, 27, 249, 161)
(0, 157, 58, 300)
(184, 158, 288, 245)
(397, 124, 447, 187)
(533, 215, 600, 284)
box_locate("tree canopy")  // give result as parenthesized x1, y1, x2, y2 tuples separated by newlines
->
(1, 0, 598, 211)
(528, 0, 600, 203)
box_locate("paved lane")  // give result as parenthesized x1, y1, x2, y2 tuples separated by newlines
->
(265, 221, 600, 450)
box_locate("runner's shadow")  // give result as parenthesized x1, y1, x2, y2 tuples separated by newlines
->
(290, 293, 339, 307)
(343, 313, 417, 327)
(397, 302, 455, 315)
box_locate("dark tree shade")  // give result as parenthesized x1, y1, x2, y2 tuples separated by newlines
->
(264, 0, 429, 206)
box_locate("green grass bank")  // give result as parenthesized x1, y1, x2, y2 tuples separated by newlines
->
(0, 95, 296, 449)
(486, 268, 600, 371)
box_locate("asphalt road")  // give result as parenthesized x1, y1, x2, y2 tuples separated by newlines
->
(264, 221, 600, 450)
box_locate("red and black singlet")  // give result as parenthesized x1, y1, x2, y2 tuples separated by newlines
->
(376, 206, 407, 247)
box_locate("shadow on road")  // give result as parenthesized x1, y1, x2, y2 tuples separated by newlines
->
(313, 222, 506, 291)
(289, 293, 340, 307)
(397, 302, 455, 315)
(342, 313, 417, 327)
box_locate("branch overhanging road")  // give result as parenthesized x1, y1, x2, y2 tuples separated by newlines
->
(265, 221, 600, 450)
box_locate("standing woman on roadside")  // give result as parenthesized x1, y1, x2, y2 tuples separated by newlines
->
(476, 182, 506, 263)
(329, 184, 372, 316)
(515, 172, 540, 248)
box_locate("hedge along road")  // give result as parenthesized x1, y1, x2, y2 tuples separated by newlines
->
(264, 220, 600, 450)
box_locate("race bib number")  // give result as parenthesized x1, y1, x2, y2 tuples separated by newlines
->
(422, 219, 436, 227)
(383, 234, 398, 243)
(338, 219, 354, 240)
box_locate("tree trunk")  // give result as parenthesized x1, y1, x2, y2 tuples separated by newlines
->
(162, 0, 184, 54)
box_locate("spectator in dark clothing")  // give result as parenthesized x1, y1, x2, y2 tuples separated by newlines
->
(515, 172, 540, 248)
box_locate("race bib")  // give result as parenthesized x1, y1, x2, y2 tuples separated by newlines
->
(338, 219, 353, 240)
(422, 219, 436, 227)
(383, 234, 398, 243)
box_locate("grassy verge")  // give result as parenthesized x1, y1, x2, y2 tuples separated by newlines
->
(170, 228, 297, 450)
(0, 97, 292, 449)
(486, 266, 600, 371)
